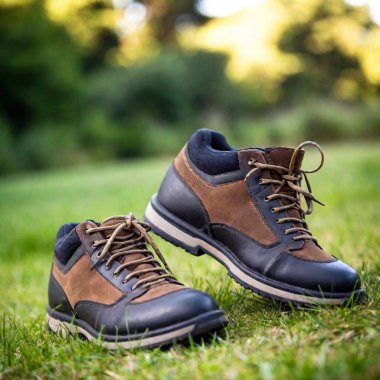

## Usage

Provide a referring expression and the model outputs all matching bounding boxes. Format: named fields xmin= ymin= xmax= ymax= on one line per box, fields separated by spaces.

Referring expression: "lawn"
xmin=0 ymin=143 xmax=379 ymax=380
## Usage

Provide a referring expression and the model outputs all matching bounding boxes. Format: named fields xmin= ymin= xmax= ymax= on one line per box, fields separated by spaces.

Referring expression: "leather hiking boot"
xmin=47 ymin=214 xmax=227 ymax=349
xmin=144 ymin=129 xmax=365 ymax=306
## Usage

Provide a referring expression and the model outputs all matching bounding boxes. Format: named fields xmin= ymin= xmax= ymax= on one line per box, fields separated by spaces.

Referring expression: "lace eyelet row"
xmin=284 ymin=230 xmax=297 ymax=242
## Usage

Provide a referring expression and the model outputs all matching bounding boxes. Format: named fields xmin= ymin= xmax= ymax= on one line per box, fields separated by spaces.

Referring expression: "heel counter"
xmin=157 ymin=163 xmax=209 ymax=230
xmin=48 ymin=269 xmax=73 ymax=314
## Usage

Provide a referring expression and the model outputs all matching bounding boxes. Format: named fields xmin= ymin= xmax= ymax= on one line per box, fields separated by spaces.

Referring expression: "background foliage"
xmin=1 ymin=0 xmax=379 ymax=173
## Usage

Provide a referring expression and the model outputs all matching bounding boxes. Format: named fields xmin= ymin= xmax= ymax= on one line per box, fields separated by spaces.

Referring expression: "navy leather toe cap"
xmin=123 ymin=288 xmax=220 ymax=333
xmin=267 ymin=254 xmax=362 ymax=294
xmin=75 ymin=288 xmax=220 ymax=335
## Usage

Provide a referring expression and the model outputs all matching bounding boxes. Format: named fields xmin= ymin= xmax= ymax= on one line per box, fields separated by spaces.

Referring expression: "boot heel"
xmin=144 ymin=201 xmax=205 ymax=257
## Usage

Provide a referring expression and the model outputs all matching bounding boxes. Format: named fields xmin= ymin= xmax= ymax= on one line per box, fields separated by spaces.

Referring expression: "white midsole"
xmin=145 ymin=201 xmax=346 ymax=306
xmin=46 ymin=314 xmax=194 ymax=349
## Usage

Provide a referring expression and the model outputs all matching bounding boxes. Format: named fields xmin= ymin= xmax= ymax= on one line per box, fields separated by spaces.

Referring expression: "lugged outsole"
xmin=46 ymin=310 xmax=227 ymax=350
xmin=144 ymin=199 xmax=366 ymax=308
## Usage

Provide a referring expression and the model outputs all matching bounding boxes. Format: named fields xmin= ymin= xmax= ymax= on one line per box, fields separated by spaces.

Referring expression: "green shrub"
xmin=17 ymin=125 xmax=84 ymax=170
xmin=0 ymin=119 xmax=16 ymax=173
xmin=234 ymin=99 xmax=380 ymax=148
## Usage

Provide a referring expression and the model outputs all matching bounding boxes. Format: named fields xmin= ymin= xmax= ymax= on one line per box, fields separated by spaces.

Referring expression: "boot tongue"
xmin=264 ymin=147 xmax=305 ymax=223
xmin=265 ymin=147 xmax=304 ymax=172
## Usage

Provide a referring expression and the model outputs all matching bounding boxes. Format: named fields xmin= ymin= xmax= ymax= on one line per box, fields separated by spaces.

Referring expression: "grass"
xmin=0 ymin=143 xmax=379 ymax=380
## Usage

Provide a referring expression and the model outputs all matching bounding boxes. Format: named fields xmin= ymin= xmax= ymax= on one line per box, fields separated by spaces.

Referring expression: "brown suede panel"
xmin=291 ymin=241 xmax=334 ymax=261
xmin=132 ymin=283 xmax=185 ymax=303
xmin=174 ymin=147 xmax=278 ymax=245
xmin=52 ymin=255 xmax=123 ymax=308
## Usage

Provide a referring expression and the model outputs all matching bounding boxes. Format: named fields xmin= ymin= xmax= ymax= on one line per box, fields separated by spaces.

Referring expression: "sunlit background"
xmin=1 ymin=0 xmax=380 ymax=173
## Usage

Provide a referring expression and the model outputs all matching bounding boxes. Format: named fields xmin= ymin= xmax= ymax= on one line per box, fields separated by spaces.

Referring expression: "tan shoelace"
xmin=245 ymin=141 xmax=325 ymax=242
xmin=86 ymin=214 xmax=176 ymax=290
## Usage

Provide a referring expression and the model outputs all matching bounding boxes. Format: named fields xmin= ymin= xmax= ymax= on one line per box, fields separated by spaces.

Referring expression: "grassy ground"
xmin=0 ymin=143 xmax=379 ymax=380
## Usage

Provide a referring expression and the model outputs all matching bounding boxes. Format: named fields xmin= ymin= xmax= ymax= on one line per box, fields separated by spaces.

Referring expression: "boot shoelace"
xmin=85 ymin=215 xmax=176 ymax=291
xmin=245 ymin=141 xmax=325 ymax=243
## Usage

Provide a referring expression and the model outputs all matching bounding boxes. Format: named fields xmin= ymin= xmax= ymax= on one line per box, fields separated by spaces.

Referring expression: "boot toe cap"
xmin=269 ymin=254 xmax=362 ymax=294
xmin=122 ymin=288 xmax=221 ymax=334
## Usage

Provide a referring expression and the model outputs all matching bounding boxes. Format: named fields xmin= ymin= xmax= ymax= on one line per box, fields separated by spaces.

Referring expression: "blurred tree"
xmin=0 ymin=0 xmax=82 ymax=133
xmin=82 ymin=26 xmax=120 ymax=72
xmin=141 ymin=0 xmax=210 ymax=44
xmin=84 ymin=49 xmax=245 ymax=125
xmin=278 ymin=0 xmax=379 ymax=102
xmin=46 ymin=0 xmax=117 ymax=45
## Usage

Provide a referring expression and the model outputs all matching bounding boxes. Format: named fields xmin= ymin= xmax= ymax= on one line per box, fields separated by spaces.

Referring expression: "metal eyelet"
xmin=264 ymin=197 xmax=270 ymax=202
xmin=248 ymin=158 xmax=255 ymax=165
xmin=259 ymin=179 xmax=264 ymax=184
xmin=284 ymin=230 xmax=289 ymax=235
xmin=275 ymin=218 xmax=280 ymax=223
xmin=271 ymin=207 xmax=276 ymax=213
xmin=105 ymin=265 xmax=110 ymax=270
xmin=122 ymin=279 xmax=127 ymax=284
xmin=96 ymin=252 xmax=102 ymax=258
xmin=113 ymin=272 xmax=119 ymax=277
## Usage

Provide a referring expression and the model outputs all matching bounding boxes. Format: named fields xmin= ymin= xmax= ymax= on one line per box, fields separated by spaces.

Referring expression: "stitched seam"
xmin=56 ymin=255 xmax=124 ymax=296
xmin=248 ymin=197 xmax=277 ymax=243
xmin=211 ymin=223 xmax=279 ymax=248
xmin=55 ymin=245 xmax=85 ymax=273
xmin=290 ymin=252 xmax=336 ymax=263
xmin=281 ymin=251 xmax=337 ymax=263
xmin=84 ymin=255 xmax=125 ymax=296
xmin=53 ymin=257 xmax=123 ymax=307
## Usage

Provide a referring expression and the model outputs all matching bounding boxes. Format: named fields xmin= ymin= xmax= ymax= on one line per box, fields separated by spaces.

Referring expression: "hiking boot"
xmin=144 ymin=129 xmax=365 ymax=306
xmin=46 ymin=214 xmax=227 ymax=349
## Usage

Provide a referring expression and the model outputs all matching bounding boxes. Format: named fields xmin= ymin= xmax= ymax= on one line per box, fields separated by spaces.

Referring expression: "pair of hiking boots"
xmin=47 ymin=129 xmax=364 ymax=349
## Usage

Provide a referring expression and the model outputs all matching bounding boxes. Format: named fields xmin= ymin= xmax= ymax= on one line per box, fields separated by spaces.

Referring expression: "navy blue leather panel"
xmin=54 ymin=223 xmax=81 ymax=264
xmin=55 ymin=246 xmax=85 ymax=273
xmin=74 ymin=288 xmax=219 ymax=334
xmin=211 ymin=224 xmax=359 ymax=292
xmin=88 ymin=249 xmax=145 ymax=296
xmin=157 ymin=164 xmax=209 ymax=230
xmin=245 ymin=174 xmax=304 ymax=250
xmin=210 ymin=224 xmax=285 ymax=274
xmin=266 ymin=254 xmax=361 ymax=293
xmin=48 ymin=273 xmax=73 ymax=314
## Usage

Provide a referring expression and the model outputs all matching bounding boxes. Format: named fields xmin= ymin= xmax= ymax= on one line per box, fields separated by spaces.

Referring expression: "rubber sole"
xmin=46 ymin=309 xmax=227 ymax=349
xmin=144 ymin=197 xmax=365 ymax=307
